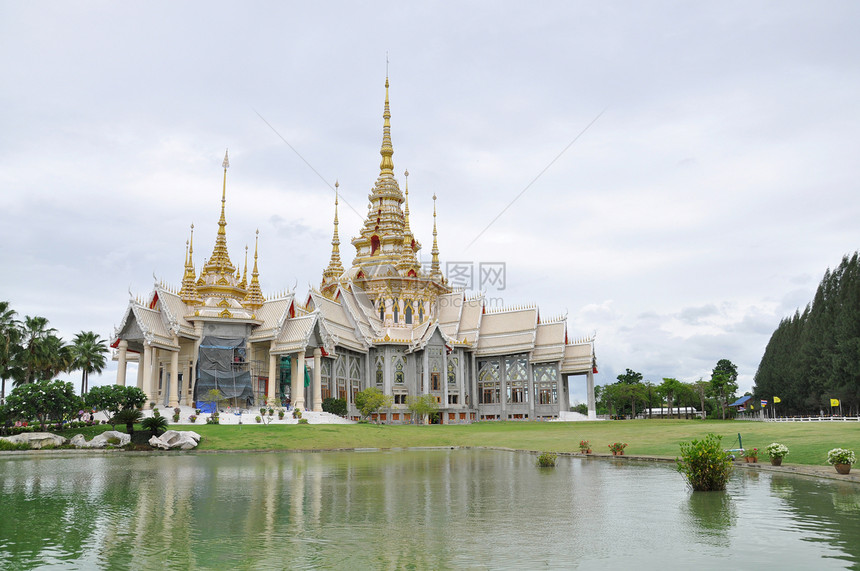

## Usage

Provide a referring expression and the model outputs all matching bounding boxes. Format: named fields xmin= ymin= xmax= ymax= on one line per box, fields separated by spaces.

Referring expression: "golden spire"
xmin=179 ymin=224 xmax=202 ymax=305
xmin=241 ymin=245 xmax=248 ymax=289
xmin=201 ymin=149 xmax=236 ymax=276
xmin=322 ymin=181 xmax=345 ymax=289
xmin=244 ymin=229 xmax=265 ymax=310
xmin=430 ymin=193 xmax=442 ymax=280
xmin=403 ymin=169 xmax=411 ymax=231
xmin=379 ymin=77 xmax=394 ymax=175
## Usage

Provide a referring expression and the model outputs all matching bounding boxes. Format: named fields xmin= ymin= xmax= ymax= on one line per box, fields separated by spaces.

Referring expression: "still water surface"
xmin=1 ymin=449 xmax=859 ymax=570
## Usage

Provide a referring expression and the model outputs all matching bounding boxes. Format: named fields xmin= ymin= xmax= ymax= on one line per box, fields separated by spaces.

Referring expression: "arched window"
xmin=393 ymin=299 xmax=399 ymax=323
xmin=405 ymin=304 xmax=413 ymax=325
xmin=418 ymin=304 xmax=424 ymax=323
xmin=379 ymin=301 xmax=384 ymax=321
xmin=371 ymin=235 xmax=380 ymax=255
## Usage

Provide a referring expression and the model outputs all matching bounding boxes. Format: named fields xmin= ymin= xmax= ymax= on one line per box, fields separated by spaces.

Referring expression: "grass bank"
xmin=59 ymin=419 xmax=857 ymax=466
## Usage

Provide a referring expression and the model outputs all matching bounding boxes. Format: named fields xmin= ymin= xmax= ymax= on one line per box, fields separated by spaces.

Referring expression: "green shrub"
xmin=0 ymin=440 xmax=30 ymax=451
xmin=293 ymin=408 xmax=302 ymax=419
xmin=298 ymin=418 xmax=309 ymax=424
xmin=141 ymin=415 xmax=168 ymax=437
xmin=322 ymin=397 xmax=348 ymax=417
xmin=677 ymin=433 xmax=734 ymax=491
xmin=537 ymin=452 xmax=558 ymax=467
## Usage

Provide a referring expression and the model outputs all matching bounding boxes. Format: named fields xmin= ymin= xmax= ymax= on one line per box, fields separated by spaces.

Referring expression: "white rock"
xmin=2 ymin=432 xmax=67 ymax=449
xmin=149 ymin=430 xmax=201 ymax=450
xmin=87 ymin=431 xmax=131 ymax=448
xmin=69 ymin=434 xmax=88 ymax=448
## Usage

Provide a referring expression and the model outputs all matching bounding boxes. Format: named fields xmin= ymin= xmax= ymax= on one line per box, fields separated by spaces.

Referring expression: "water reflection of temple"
xmin=110 ymin=77 xmax=597 ymax=422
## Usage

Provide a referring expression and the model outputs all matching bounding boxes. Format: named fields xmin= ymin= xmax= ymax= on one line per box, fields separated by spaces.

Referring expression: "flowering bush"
xmin=537 ymin=452 xmax=558 ymax=467
xmin=746 ymin=448 xmax=759 ymax=459
xmin=188 ymin=415 xmax=197 ymax=423
xmin=579 ymin=440 xmax=590 ymax=452
xmin=765 ymin=443 xmax=789 ymax=459
xmin=827 ymin=448 xmax=856 ymax=465
xmin=677 ymin=433 xmax=734 ymax=491
xmin=608 ymin=442 xmax=627 ymax=453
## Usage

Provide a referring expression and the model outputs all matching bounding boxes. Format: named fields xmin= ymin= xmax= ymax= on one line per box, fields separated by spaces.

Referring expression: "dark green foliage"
xmin=85 ymin=385 xmax=147 ymax=429
xmin=677 ymin=433 xmax=734 ymax=491
xmin=141 ymin=414 xmax=168 ymax=437
xmin=754 ymin=252 xmax=860 ymax=415
xmin=6 ymin=379 xmax=82 ymax=430
xmin=112 ymin=408 xmax=143 ymax=434
xmin=537 ymin=452 xmax=558 ymax=467
xmin=0 ymin=440 xmax=30 ymax=451
xmin=322 ymin=397 xmax=348 ymax=417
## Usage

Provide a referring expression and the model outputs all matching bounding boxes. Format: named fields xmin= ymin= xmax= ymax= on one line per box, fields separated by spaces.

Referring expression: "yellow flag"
xmin=773 ymin=396 xmax=781 ymax=403
xmin=830 ymin=398 xmax=840 ymax=407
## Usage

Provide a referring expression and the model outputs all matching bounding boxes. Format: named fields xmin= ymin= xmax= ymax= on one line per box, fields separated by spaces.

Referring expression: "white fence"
xmin=737 ymin=416 xmax=860 ymax=422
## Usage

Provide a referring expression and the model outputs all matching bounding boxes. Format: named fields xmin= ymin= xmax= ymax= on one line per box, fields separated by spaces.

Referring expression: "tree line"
xmin=0 ymin=300 xmax=108 ymax=403
xmin=593 ymin=360 xmax=739 ymax=419
xmin=753 ymin=252 xmax=860 ymax=416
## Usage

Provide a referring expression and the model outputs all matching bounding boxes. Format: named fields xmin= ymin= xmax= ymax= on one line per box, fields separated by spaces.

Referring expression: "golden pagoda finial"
xmin=322 ymin=181 xmax=345 ymax=289
xmin=244 ymin=229 xmax=265 ymax=310
xmin=241 ymin=245 xmax=248 ymax=289
xmin=403 ymin=169 xmax=411 ymax=230
xmin=179 ymin=223 xmax=202 ymax=305
xmin=431 ymin=193 xmax=442 ymax=280
xmin=379 ymin=77 xmax=394 ymax=175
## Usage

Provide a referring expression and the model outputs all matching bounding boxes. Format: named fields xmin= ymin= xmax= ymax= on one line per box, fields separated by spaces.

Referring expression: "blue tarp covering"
xmin=729 ymin=395 xmax=752 ymax=407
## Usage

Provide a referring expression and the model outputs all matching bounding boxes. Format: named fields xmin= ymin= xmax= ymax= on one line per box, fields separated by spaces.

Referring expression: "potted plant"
xmin=608 ymin=442 xmax=627 ymax=455
xmin=293 ymin=408 xmax=302 ymax=420
xmin=765 ymin=443 xmax=789 ymax=466
xmin=579 ymin=440 xmax=591 ymax=454
xmin=827 ymin=448 xmax=856 ymax=474
xmin=255 ymin=415 xmax=262 ymax=423
xmin=745 ymin=448 xmax=759 ymax=463
xmin=188 ymin=414 xmax=197 ymax=423
xmin=278 ymin=409 xmax=285 ymax=420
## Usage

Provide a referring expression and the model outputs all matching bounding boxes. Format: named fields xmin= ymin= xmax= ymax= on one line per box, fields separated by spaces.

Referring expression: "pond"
xmin=1 ymin=449 xmax=859 ymax=569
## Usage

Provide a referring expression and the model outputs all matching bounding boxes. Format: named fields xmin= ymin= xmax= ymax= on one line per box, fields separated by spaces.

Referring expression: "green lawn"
xmin=127 ymin=419 xmax=860 ymax=466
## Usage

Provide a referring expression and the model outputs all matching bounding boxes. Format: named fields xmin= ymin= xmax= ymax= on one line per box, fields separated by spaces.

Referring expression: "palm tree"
xmin=71 ymin=331 xmax=108 ymax=395
xmin=20 ymin=315 xmax=56 ymax=384
xmin=0 ymin=301 xmax=23 ymax=403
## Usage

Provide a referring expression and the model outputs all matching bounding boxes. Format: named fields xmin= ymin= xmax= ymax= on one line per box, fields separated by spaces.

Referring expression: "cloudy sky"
xmin=2 ymin=1 xmax=859 ymax=402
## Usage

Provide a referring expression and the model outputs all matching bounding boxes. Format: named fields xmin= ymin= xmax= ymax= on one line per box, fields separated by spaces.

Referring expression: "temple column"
xmin=169 ymin=340 xmax=180 ymax=407
xmin=295 ymin=352 xmax=306 ymax=410
xmin=586 ymin=369 xmax=596 ymax=420
xmin=116 ymin=339 xmax=128 ymax=386
xmin=136 ymin=350 xmax=144 ymax=389
xmin=150 ymin=348 xmax=160 ymax=406
xmin=313 ymin=348 xmax=322 ymax=412
xmin=267 ymin=342 xmax=277 ymax=404
xmin=527 ymin=360 xmax=535 ymax=420
xmin=442 ymin=349 xmax=448 ymax=418
xmin=290 ymin=354 xmax=298 ymax=408
xmin=422 ymin=349 xmax=429 ymax=394
xmin=142 ymin=344 xmax=153 ymax=403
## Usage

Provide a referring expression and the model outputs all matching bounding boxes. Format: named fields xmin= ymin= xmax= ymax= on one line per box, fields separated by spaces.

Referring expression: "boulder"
xmin=2 ymin=432 xmax=67 ymax=449
xmin=86 ymin=431 xmax=131 ymax=448
xmin=149 ymin=430 xmax=201 ymax=450
xmin=69 ymin=434 xmax=88 ymax=448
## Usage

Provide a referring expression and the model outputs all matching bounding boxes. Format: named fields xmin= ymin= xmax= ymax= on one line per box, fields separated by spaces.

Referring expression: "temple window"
xmin=349 ymin=356 xmax=362 ymax=402
xmin=393 ymin=299 xmax=399 ymax=323
xmin=376 ymin=357 xmax=384 ymax=387
xmin=336 ymin=357 xmax=347 ymax=401
xmin=419 ymin=305 xmax=424 ymax=322
xmin=405 ymin=304 xmax=413 ymax=324
xmin=431 ymin=372 xmax=441 ymax=391
xmin=394 ymin=356 xmax=405 ymax=384
xmin=448 ymin=356 xmax=458 ymax=385
xmin=478 ymin=359 xmax=500 ymax=404
xmin=371 ymin=235 xmax=380 ymax=255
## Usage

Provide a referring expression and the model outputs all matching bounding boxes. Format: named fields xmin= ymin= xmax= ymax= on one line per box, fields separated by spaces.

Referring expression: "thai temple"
xmin=111 ymin=78 xmax=597 ymax=423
